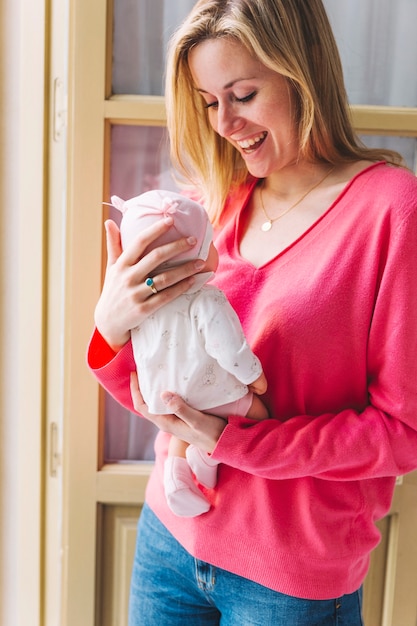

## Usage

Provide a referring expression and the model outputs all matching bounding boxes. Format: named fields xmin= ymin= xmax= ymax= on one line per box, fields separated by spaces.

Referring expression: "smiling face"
xmin=188 ymin=37 xmax=301 ymax=180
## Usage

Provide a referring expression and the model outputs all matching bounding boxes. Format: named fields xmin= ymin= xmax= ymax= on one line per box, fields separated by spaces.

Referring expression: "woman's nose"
xmin=216 ymin=104 xmax=243 ymax=138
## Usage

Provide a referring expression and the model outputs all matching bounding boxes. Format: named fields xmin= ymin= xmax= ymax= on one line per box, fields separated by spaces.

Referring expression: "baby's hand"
xmin=248 ymin=371 xmax=267 ymax=395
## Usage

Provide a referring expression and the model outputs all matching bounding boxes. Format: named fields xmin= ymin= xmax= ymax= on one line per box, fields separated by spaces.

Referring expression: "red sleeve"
xmin=86 ymin=328 xmax=138 ymax=413
xmin=87 ymin=328 xmax=118 ymax=368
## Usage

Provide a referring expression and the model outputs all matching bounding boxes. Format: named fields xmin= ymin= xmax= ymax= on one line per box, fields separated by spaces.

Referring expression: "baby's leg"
xmin=165 ymin=435 xmax=210 ymax=517
xmin=168 ymin=435 xmax=189 ymax=459
xmin=186 ymin=445 xmax=219 ymax=489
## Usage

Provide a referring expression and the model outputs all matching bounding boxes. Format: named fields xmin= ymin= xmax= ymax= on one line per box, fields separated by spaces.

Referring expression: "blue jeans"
xmin=128 ymin=503 xmax=364 ymax=626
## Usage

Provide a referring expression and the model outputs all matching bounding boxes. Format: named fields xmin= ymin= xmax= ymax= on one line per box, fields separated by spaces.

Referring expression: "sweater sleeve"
xmin=87 ymin=328 xmax=138 ymax=413
xmin=211 ymin=189 xmax=417 ymax=481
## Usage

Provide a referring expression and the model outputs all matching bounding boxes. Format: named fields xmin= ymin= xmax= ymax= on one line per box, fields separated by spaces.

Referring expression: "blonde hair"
xmin=165 ymin=0 xmax=403 ymax=223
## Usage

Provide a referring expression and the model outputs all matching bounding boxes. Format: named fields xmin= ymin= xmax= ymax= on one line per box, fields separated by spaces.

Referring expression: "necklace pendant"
xmin=261 ymin=220 xmax=272 ymax=232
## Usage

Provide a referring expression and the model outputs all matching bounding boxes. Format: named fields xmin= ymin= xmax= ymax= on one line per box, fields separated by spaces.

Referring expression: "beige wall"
xmin=0 ymin=1 xmax=46 ymax=625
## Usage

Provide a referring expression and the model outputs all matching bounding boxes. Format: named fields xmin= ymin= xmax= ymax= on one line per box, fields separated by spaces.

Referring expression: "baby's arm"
xmin=199 ymin=291 xmax=265 ymax=386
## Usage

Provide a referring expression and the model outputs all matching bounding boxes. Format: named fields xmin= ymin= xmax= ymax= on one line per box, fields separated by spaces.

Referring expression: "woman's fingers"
xmin=129 ymin=374 xmax=226 ymax=454
xmin=95 ymin=214 xmax=208 ymax=351
xmin=129 ymin=373 xmax=182 ymax=433
xmin=129 ymin=371 xmax=149 ymax=416
xmin=123 ymin=229 xmax=196 ymax=274
xmin=104 ymin=219 xmax=123 ymax=267
xmin=153 ymin=258 xmax=204 ymax=290
xmin=115 ymin=217 xmax=204 ymax=299
xmin=121 ymin=215 xmax=191 ymax=266
xmin=139 ymin=263 xmax=202 ymax=307
xmin=160 ymin=392 xmax=227 ymax=453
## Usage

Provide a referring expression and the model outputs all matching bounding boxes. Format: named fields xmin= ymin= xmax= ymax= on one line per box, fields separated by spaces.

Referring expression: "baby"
xmin=110 ymin=189 xmax=268 ymax=517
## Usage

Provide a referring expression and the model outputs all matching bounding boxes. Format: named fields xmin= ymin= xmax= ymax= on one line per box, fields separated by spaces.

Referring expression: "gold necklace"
xmin=259 ymin=166 xmax=335 ymax=232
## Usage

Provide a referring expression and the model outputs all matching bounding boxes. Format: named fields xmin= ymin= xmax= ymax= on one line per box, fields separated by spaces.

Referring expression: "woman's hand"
xmin=94 ymin=217 xmax=205 ymax=351
xmin=130 ymin=372 xmax=227 ymax=453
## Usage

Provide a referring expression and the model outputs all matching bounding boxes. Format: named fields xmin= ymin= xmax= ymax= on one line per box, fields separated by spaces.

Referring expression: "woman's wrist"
xmin=95 ymin=323 xmax=130 ymax=353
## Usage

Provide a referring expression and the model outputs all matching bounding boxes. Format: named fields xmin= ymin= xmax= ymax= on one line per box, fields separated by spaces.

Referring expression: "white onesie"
xmin=131 ymin=272 xmax=263 ymax=415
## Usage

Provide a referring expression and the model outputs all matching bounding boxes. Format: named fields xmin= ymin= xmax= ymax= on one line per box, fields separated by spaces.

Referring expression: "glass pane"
xmin=323 ymin=0 xmax=417 ymax=106
xmin=104 ymin=124 xmax=180 ymax=462
xmin=112 ymin=0 xmax=196 ymax=95
xmin=105 ymin=394 xmax=158 ymax=462
xmin=113 ymin=1 xmax=417 ymax=104
xmin=109 ymin=124 xmax=178 ymax=201
xmin=360 ymin=135 xmax=417 ymax=172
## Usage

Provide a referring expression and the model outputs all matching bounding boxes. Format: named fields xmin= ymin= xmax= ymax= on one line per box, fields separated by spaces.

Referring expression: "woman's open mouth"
xmin=237 ymin=131 xmax=267 ymax=154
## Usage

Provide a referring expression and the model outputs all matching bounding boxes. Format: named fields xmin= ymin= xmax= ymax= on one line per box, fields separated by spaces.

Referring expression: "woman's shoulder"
xmin=364 ymin=161 xmax=417 ymax=191
xmin=370 ymin=162 xmax=417 ymax=216
xmin=349 ymin=161 xmax=417 ymax=219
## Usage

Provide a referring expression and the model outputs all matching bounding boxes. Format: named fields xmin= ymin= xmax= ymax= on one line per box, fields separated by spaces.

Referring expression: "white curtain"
xmin=105 ymin=0 xmax=417 ymax=461
xmin=112 ymin=0 xmax=196 ymax=95
xmin=323 ymin=0 xmax=417 ymax=107
xmin=323 ymin=0 xmax=417 ymax=167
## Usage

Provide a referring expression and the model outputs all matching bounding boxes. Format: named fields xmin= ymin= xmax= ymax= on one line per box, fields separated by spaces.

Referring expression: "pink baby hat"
xmin=110 ymin=189 xmax=213 ymax=270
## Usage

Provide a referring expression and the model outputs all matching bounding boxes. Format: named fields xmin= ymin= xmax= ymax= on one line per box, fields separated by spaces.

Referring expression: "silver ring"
xmin=145 ymin=277 xmax=158 ymax=295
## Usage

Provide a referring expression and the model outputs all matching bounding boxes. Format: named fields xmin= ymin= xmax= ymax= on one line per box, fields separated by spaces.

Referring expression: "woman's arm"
xmin=87 ymin=328 xmax=137 ymax=412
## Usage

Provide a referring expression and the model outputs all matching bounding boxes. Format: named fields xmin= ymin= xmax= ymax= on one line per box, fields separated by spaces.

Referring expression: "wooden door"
xmin=363 ymin=473 xmax=417 ymax=626
xmin=48 ymin=1 xmax=417 ymax=624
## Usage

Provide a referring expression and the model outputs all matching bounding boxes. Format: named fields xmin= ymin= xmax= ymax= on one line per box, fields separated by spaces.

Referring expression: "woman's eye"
xmin=203 ymin=91 xmax=256 ymax=110
xmin=236 ymin=91 xmax=256 ymax=103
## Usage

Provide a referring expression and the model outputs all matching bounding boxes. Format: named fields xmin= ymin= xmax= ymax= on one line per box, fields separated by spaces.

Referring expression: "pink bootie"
xmin=186 ymin=445 xmax=220 ymax=489
xmin=164 ymin=456 xmax=210 ymax=517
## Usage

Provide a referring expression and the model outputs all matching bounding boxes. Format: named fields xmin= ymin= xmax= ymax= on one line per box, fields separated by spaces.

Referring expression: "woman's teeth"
xmin=237 ymin=132 xmax=267 ymax=151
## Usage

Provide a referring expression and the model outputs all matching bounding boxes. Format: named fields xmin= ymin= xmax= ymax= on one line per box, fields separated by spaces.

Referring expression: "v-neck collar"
xmin=233 ymin=161 xmax=386 ymax=270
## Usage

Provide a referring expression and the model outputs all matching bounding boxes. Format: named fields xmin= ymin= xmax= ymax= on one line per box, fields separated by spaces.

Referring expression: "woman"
xmin=89 ymin=1 xmax=417 ymax=624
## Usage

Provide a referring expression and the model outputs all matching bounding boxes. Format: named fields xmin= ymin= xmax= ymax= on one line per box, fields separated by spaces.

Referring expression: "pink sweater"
xmin=88 ymin=162 xmax=417 ymax=599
